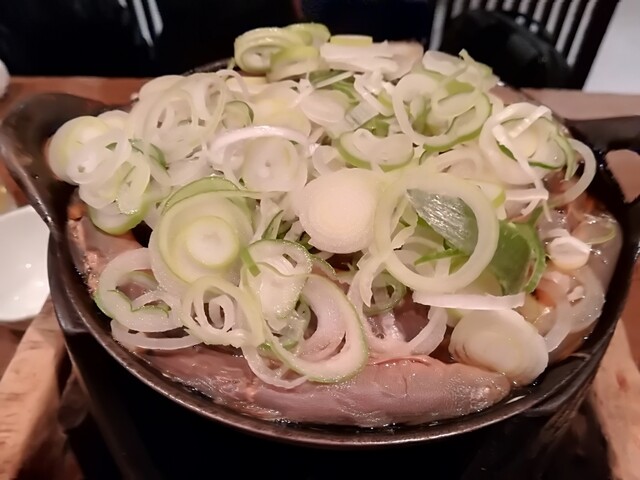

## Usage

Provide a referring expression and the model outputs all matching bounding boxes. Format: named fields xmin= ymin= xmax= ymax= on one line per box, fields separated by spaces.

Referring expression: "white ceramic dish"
xmin=0 ymin=206 xmax=50 ymax=323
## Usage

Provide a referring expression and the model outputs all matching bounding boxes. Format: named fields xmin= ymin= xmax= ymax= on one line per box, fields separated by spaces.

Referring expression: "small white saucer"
xmin=0 ymin=206 xmax=50 ymax=324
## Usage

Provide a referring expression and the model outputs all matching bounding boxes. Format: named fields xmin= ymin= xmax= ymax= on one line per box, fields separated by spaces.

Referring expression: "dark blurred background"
xmin=0 ymin=0 xmax=620 ymax=89
xmin=0 ymin=0 xmax=436 ymax=77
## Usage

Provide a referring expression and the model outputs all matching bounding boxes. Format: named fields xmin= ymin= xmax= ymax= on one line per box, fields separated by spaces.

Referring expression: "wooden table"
xmin=0 ymin=77 xmax=639 ymax=479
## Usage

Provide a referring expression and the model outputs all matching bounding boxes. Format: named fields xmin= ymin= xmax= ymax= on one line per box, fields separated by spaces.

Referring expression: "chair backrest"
xmin=435 ymin=0 xmax=620 ymax=89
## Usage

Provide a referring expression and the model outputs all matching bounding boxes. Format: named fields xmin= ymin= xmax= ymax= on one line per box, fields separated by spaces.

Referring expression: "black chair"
xmin=435 ymin=0 xmax=620 ymax=89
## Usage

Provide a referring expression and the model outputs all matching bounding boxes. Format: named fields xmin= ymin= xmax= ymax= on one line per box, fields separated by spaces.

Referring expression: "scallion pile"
xmin=49 ymin=23 xmax=611 ymax=388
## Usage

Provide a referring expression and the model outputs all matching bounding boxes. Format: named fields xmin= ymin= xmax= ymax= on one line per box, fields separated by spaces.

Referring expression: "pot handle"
xmin=564 ymin=116 xmax=640 ymax=155
xmin=0 ymin=93 xmax=108 ymax=241
xmin=564 ymin=115 xmax=640 ymax=218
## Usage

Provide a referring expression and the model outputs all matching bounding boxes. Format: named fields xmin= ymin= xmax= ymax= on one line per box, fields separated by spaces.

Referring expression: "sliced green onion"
xmin=263 ymin=210 xmax=285 ymax=240
xmin=222 ymin=101 xmax=254 ymax=129
xmin=361 ymin=116 xmax=391 ymax=137
xmin=240 ymin=248 xmax=261 ymax=277
xmin=262 ymin=274 xmax=368 ymax=383
xmin=327 ymin=79 xmax=358 ymax=102
xmin=297 ymin=168 xmax=382 ymax=254
xmin=362 ymin=272 xmax=406 ymax=316
xmin=572 ymin=217 xmax=617 ymax=245
xmin=329 ymin=34 xmax=373 ymax=46
xmin=234 ymin=27 xmax=304 ymax=74
xmin=268 ymin=45 xmax=322 ymax=81
xmin=336 ymin=129 xmax=414 ymax=171
xmin=130 ymin=139 xmax=167 ymax=168
xmin=378 ymin=171 xmax=499 ymax=294
xmin=414 ymin=247 xmax=463 ymax=266
xmin=96 ymin=248 xmax=177 ymax=332
xmin=286 ymin=23 xmax=331 ymax=47
xmin=48 ymin=116 xmax=112 ymax=183
xmin=156 ymin=191 xmax=253 ymax=282
xmin=422 ymin=94 xmax=492 ymax=152
xmin=162 ymin=176 xmax=239 ymax=213
xmin=89 ymin=203 xmax=148 ymax=235
xmin=243 ymin=240 xmax=313 ymax=329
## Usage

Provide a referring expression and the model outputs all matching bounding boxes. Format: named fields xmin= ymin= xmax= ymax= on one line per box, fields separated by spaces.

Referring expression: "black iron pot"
xmin=1 ymin=70 xmax=639 ymax=477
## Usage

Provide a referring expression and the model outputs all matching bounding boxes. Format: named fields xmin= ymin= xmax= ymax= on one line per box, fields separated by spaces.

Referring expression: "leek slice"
xmin=48 ymin=116 xmax=111 ymax=183
xmin=328 ymin=79 xmax=359 ymax=102
xmin=329 ymin=34 xmax=373 ymax=46
xmin=336 ymin=129 xmax=414 ymax=171
xmin=241 ymin=137 xmax=306 ymax=192
xmin=498 ymin=117 xmax=573 ymax=171
xmin=243 ymin=240 xmax=313 ymax=329
xmin=89 ymin=203 xmax=148 ymax=235
xmin=285 ymin=23 xmax=331 ymax=47
xmin=157 ymin=191 xmax=253 ymax=282
xmin=233 ymin=27 xmax=304 ymax=74
xmin=161 ymin=176 xmax=239 ymax=213
xmin=414 ymin=247 xmax=463 ymax=266
xmin=263 ymin=210 xmax=285 ymax=240
xmin=376 ymin=171 xmax=499 ymax=294
xmin=362 ymin=272 xmax=406 ymax=316
xmin=297 ymin=168 xmax=382 ymax=254
xmin=422 ymin=94 xmax=491 ymax=152
xmin=262 ymin=274 xmax=368 ymax=383
xmin=268 ymin=45 xmax=322 ymax=81
xmin=360 ymin=116 xmax=391 ymax=137
xmin=222 ymin=101 xmax=254 ymax=129
xmin=449 ymin=309 xmax=548 ymax=385
xmin=129 ymin=139 xmax=167 ymax=168
xmin=96 ymin=248 xmax=177 ymax=333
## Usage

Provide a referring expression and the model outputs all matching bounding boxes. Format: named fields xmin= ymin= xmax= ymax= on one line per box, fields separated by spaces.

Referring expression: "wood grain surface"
xmin=0 ymin=300 xmax=67 ymax=479
xmin=592 ymin=325 xmax=640 ymax=480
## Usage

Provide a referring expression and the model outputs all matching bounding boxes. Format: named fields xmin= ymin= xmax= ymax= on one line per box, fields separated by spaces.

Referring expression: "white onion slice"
xmin=392 ymin=73 xmax=439 ymax=145
xmin=413 ymin=292 xmax=525 ymax=310
xmin=242 ymin=346 xmax=308 ymax=389
xmin=263 ymin=275 xmax=368 ymax=383
xmin=180 ymin=276 xmax=264 ymax=347
xmin=207 ymin=125 xmax=309 ymax=166
xmin=300 ymin=90 xmax=350 ymax=126
xmin=407 ymin=306 xmax=448 ymax=355
xmin=311 ymin=145 xmax=346 ymax=176
xmin=449 ymin=309 xmax=548 ymax=385
xmin=111 ymin=321 xmax=201 ymax=351
xmin=550 ymin=139 xmax=597 ymax=207
xmin=505 ymin=188 xmax=549 ymax=202
xmin=241 ymin=137 xmax=307 ymax=192
xmin=547 ymin=235 xmax=591 ymax=271
xmin=478 ymin=103 xmax=551 ymax=186
xmin=297 ymin=168 xmax=382 ymax=254
xmin=569 ymin=266 xmax=605 ymax=333
xmin=353 ymin=74 xmax=393 ymax=116
xmin=375 ymin=169 xmax=499 ymax=293
xmin=97 ymin=248 xmax=179 ymax=333
xmin=537 ymin=280 xmax=573 ymax=352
